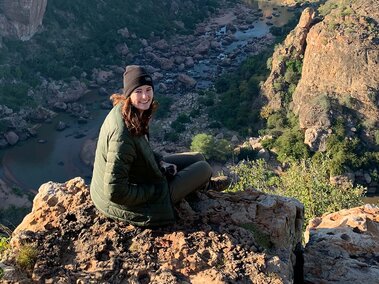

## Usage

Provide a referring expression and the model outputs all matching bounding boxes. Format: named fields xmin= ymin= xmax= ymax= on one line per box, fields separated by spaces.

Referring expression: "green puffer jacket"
xmin=90 ymin=104 xmax=175 ymax=226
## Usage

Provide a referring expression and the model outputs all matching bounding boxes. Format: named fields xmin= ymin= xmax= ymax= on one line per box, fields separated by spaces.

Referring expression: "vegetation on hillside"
xmin=198 ymin=11 xmax=302 ymax=137
xmin=0 ymin=226 xmax=10 ymax=279
xmin=229 ymin=158 xmax=365 ymax=227
xmin=198 ymin=1 xmax=378 ymax=195
xmin=190 ymin=133 xmax=232 ymax=162
xmin=0 ymin=0 xmax=230 ymax=110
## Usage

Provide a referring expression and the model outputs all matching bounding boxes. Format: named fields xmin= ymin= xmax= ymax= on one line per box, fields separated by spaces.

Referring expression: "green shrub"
xmin=318 ymin=1 xmax=339 ymax=16
xmin=368 ymin=91 xmax=379 ymax=105
xmin=311 ymin=94 xmax=331 ymax=112
xmin=284 ymin=59 xmax=302 ymax=84
xmin=16 ymin=245 xmax=38 ymax=270
xmin=190 ymin=133 xmax=231 ymax=162
xmin=324 ymin=118 xmax=364 ymax=175
xmin=176 ymin=113 xmax=191 ymax=124
xmin=208 ymin=121 xmax=222 ymax=128
xmin=273 ymin=128 xmax=310 ymax=163
xmin=267 ymin=113 xmax=285 ymax=129
xmin=375 ymin=130 xmax=379 ymax=145
xmin=164 ymin=131 xmax=179 ymax=142
xmin=11 ymin=187 xmax=24 ymax=197
xmin=0 ymin=234 xmax=9 ymax=279
xmin=230 ymin=159 xmax=279 ymax=192
xmin=189 ymin=108 xmax=200 ymax=118
xmin=155 ymin=95 xmax=173 ymax=119
xmin=273 ymin=79 xmax=284 ymax=92
xmin=198 ymin=94 xmax=215 ymax=107
xmin=236 ymin=146 xmax=257 ymax=161
xmin=229 ymin=158 xmax=365 ymax=227
xmin=318 ymin=0 xmax=353 ymax=17
xmin=171 ymin=120 xmax=186 ymax=133
xmin=215 ymin=77 xmax=231 ymax=93
xmin=279 ymin=158 xmax=365 ymax=222
xmin=0 ymin=236 xmax=9 ymax=256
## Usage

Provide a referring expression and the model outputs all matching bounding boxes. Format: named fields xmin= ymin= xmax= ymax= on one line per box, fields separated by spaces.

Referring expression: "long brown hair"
xmin=110 ymin=94 xmax=158 ymax=136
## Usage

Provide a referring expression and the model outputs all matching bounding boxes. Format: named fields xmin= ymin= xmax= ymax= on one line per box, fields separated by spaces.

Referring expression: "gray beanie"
xmin=123 ymin=65 xmax=154 ymax=98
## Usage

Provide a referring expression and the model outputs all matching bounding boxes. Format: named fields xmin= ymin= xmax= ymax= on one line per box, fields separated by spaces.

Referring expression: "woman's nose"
xmin=142 ymin=91 xmax=150 ymax=98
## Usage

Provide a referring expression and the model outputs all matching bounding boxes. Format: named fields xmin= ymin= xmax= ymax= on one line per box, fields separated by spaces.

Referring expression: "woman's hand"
xmin=159 ymin=161 xmax=177 ymax=176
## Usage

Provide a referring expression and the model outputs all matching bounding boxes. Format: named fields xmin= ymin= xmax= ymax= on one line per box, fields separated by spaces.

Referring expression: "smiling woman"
xmin=90 ymin=65 xmax=219 ymax=227
xmin=130 ymin=85 xmax=154 ymax=112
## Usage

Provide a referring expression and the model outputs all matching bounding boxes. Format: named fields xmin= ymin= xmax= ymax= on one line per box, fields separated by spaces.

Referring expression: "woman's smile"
xmin=130 ymin=85 xmax=154 ymax=112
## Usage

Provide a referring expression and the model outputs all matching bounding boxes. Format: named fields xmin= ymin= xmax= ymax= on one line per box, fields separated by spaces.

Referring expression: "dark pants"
xmin=163 ymin=152 xmax=212 ymax=203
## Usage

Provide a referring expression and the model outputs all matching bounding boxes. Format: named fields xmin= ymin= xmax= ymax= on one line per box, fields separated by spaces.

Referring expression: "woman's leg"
xmin=164 ymin=153 xmax=212 ymax=203
xmin=163 ymin=152 xmax=206 ymax=171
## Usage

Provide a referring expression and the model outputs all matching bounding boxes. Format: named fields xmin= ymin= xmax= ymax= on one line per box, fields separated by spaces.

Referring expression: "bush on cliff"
xmin=229 ymin=157 xmax=365 ymax=227
xmin=190 ymin=133 xmax=231 ymax=162
xmin=0 ymin=236 xmax=9 ymax=256
xmin=0 ymin=230 xmax=10 ymax=279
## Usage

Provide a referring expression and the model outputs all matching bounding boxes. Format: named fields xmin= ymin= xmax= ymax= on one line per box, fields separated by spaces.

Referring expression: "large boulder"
xmin=2 ymin=177 xmax=304 ymax=283
xmin=4 ymin=131 xmax=19 ymax=145
xmin=177 ymin=73 xmax=197 ymax=88
xmin=304 ymin=204 xmax=379 ymax=283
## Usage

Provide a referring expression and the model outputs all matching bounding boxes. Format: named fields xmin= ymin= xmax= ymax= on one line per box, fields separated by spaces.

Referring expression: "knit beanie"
xmin=123 ymin=65 xmax=154 ymax=98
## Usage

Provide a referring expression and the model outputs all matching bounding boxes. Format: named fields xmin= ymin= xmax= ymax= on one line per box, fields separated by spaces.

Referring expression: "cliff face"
xmin=292 ymin=0 xmax=379 ymax=150
xmin=261 ymin=7 xmax=316 ymax=113
xmin=0 ymin=0 xmax=47 ymax=40
xmin=263 ymin=0 xmax=379 ymax=151
xmin=1 ymin=178 xmax=304 ymax=283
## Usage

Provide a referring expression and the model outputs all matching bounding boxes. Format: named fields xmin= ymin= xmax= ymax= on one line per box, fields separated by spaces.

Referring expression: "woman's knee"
xmin=191 ymin=152 xmax=206 ymax=162
xmin=195 ymin=160 xmax=212 ymax=180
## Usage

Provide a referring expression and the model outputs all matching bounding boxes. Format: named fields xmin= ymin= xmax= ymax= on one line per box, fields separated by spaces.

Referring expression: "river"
xmin=0 ymin=91 xmax=108 ymax=192
xmin=0 ymin=1 xmax=296 ymax=193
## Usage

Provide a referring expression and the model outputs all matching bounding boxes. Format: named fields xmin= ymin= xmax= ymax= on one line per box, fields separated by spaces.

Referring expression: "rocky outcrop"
xmin=263 ymin=0 xmax=379 ymax=151
xmin=292 ymin=0 xmax=379 ymax=150
xmin=0 ymin=0 xmax=47 ymax=40
xmin=262 ymin=7 xmax=316 ymax=113
xmin=1 ymin=177 xmax=304 ymax=283
xmin=304 ymin=204 xmax=379 ymax=283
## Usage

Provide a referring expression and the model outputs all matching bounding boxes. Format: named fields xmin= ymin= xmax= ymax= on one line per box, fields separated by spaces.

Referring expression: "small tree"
xmin=191 ymin=133 xmax=231 ymax=162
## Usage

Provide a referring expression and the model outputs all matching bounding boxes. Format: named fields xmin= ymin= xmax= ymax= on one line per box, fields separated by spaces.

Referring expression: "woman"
xmin=90 ymin=65 xmax=213 ymax=227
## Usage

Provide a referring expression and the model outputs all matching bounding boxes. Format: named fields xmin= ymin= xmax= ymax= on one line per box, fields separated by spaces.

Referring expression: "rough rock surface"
xmin=2 ymin=177 xmax=304 ymax=283
xmin=292 ymin=0 xmax=379 ymax=149
xmin=0 ymin=0 xmax=47 ymax=40
xmin=304 ymin=204 xmax=379 ymax=284
xmin=263 ymin=0 xmax=379 ymax=151
xmin=261 ymin=7 xmax=316 ymax=113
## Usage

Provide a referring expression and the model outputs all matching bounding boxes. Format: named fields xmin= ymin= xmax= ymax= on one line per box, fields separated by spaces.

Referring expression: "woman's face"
xmin=130 ymin=85 xmax=154 ymax=112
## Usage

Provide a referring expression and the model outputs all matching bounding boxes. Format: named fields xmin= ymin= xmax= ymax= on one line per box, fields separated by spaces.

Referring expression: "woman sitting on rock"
xmin=90 ymin=65 xmax=228 ymax=227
